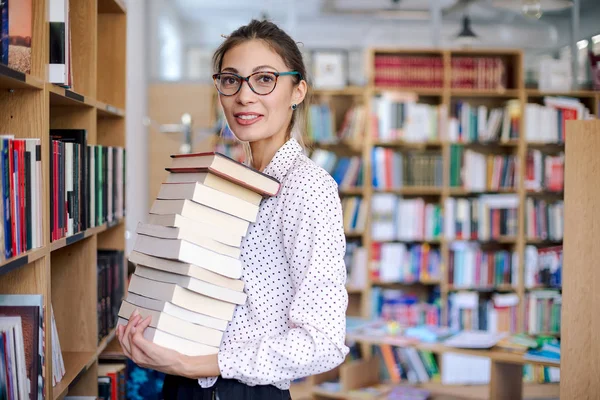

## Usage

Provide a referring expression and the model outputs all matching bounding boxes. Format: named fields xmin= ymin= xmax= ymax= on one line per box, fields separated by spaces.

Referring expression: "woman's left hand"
xmin=116 ymin=311 xmax=185 ymax=376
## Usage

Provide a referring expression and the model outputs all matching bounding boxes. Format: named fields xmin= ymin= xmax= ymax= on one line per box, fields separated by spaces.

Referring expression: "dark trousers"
xmin=161 ymin=374 xmax=292 ymax=400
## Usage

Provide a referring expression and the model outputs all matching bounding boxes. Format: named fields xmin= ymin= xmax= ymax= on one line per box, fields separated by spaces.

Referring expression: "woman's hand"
xmin=116 ymin=309 xmax=221 ymax=379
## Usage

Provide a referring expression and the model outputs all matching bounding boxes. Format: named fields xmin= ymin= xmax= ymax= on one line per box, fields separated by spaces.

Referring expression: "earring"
xmin=291 ymin=104 xmax=297 ymax=110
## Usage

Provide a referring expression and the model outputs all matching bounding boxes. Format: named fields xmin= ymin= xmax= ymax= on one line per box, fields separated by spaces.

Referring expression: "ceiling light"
xmin=455 ymin=15 xmax=478 ymax=46
xmin=577 ymin=39 xmax=589 ymax=50
xmin=491 ymin=0 xmax=573 ymax=19
xmin=592 ymin=34 xmax=600 ymax=44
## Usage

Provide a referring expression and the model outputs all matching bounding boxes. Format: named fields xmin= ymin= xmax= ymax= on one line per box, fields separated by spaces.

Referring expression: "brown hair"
xmin=212 ymin=19 xmax=310 ymax=149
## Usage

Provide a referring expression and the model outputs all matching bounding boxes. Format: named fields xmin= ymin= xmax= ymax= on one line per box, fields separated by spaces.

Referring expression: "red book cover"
xmin=19 ymin=141 xmax=25 ymax=253
xmin=8 ymin=139 xmax=17 ymax=256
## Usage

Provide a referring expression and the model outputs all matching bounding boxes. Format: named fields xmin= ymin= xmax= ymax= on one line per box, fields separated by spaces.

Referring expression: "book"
xmin=133 ymin=265 xmax=247 ymax=305
xmin=144 ymin=213 xmax=242 ymax=247
xmin=157 ymin=182 xmax=259 ymax=222
xmin=118 ymin=301 xmax=224 ymax=347
xmin=167 ymin=152 xmax=281 ymax=196
xmin=127 ymin=274 xmax=236 ymax=321
xmin=117 ymin=318 xmax=218 ymax=356
xmin=150 ymin=199 xmax=249 ymax=237
xmin=133 ymin=234 xmax=242 ymax=279
xmin=165 ymin=170 xmax=263 ymax=206
xmin=125 ymin=292 xmax=228 ymax=331
xmin=136 ymin=222 xmax=241 ymax=259
xmin=128 ymin=250 xmax=244 ymax=289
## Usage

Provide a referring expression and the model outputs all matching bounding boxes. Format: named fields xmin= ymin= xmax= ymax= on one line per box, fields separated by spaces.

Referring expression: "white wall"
xmin=125 ymin=0 xmax=148 ymax=254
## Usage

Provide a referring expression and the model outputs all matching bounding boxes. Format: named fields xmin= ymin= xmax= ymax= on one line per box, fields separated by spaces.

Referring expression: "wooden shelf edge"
xmin=0 ymin=247 xmax=47 ymax=276
xmin=52 ymin=351 xmax=97 ymax=400
xmin=96 ymin=100 xmax=126 ymax=118
xmin=526 ymin=88 xmax=598 ymax=98
xmin=98 ymin=0 xmax=127 ymax=13
xmin=313 ymin=86 xmax=367 ymax=96
xmin=97 ymin=328 xmax=117 ymax=356
xmin=51 ymin=219 xmax=124 ymax=252
xmin=0 ymin=64 xmax=44 ymax=90
xmin=47 ymin=84 xmax=95 ymax=107
xmin=373 ymin=87 xmax=443 ymax=96
xmin=450 ymin=89 xmax=520 ymax=98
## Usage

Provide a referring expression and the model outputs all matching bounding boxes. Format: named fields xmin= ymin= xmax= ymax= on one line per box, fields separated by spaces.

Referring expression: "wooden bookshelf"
xmin=0 ymin=1 xmax=128 ymax=399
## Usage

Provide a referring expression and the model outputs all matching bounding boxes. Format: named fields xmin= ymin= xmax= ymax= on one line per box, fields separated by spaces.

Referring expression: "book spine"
xmin=2 ymin=139 xmax=11 ymax=259
xmin=25 ymin=149 xmax=31 ymax=250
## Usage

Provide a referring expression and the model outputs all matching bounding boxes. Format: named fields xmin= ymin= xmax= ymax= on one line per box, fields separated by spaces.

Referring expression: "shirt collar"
xmin=262 ymin=138 xmax=304 ymax=183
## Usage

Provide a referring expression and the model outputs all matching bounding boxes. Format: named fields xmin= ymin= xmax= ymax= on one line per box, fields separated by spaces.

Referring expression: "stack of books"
xmin=117 ymin=152 xmax=280 ymax=356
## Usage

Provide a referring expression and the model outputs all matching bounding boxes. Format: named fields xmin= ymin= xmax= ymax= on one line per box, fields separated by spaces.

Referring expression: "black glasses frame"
xmin=212 ymin=71 xmax=302 ymax=96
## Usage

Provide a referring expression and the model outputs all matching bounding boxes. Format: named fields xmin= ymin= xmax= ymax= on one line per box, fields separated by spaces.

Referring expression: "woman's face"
xmin=218 ymin=40 xmax=305 ymax=144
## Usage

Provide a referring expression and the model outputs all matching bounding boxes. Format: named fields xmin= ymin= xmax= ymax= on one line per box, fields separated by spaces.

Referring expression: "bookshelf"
xmin=294 ymin=48 xmax=599 ymax=398
xmin=0 ymin=1 xmax=127 ymax=399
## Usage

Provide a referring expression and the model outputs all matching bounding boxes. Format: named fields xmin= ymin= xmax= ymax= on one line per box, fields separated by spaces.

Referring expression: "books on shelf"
xmin=447 ymin=99 xmax=520 ymax=143
xmin=371 ymin=92 xmax=443 ymax=142
xmin=0 ymin=136 xmax=42 ymax=261
xmin=525 ymin=96 xmax=593 ymax=143
xmin=373 ymin=54 xmax=444 ymax=89
xmin=371 ymin=242 xmax=441 ymax=284
xmin=97 ymin=363 xmax=126 ymax=400
xmin=50 ymin=129 xmax=126 ymax=241
xmin=341 ymin=196 xmax=367 ymax=234
xmin=525 ymin=198 xmax=563 ymax=241
xmin=448 ymin=242 xmax=518 ymax=289
xmin=48 ymin=0 xmax=71 ymax=86
xmin=97 ymin=250 xmax=126 ymax=343
xmin=525 ymin=150 xmax=564 ymax=192
xmin=371 ymin=287 xmax=441 ymax=327
xmin=449 ymin=145 xmax=518 ymax=191
xmin=308 ymin=103 xmax=335 ymax=143
xmin=450 ymin=56 xmax=507 ymax=90
xmin=525 ymin=290 xmax=561 ymax=335
xmin=345 ymin=242 xmax=367 ymax=290
xmin=120 ymin=152 xmax=281 ymax=356
xmin=448 ymin=292 xmax=519 ymax=333
xmin=310 ymin=150 xmax=363 ymax=190
xmin=444 ymin=195 xmax=519 ymax=241
xmin=371 ymin=194 xmax=442 ymax=242
xmin=524 ymin=245 xmax=562 ymax=289
xmin=372 ymin=148 xmax=443 ymax=189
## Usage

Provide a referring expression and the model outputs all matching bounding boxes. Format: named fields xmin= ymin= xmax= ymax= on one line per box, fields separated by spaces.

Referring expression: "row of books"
xmin=371 ymin=243 xmax=441 ymax=284
xmin=50 ymin=131 xmax=126 ymax=241
xmin=308 ymin=104 xmax=366 ymax=144
xmin=0 ymin=295 xmax=69 ymax=399
xmin=371 ymin=93 xmax=442 ymax=142
xmin=97 ymin=250 xmax=125 ymax=343
xmin=444 ymin=195 xmax=519 ymax=241
xmin=373 ymin=344 xmax=439 ymax=385
xmin=344 ymin=242 xmax=367 ymax=290
xmin=448 ymin=243 xmax=517 ymax=288
xmin=525 ymin=150 xmax=564 ymax=192
xmin=0 ymin=136 xmax=43 ymax=261
xmin=525 ymin=290 xmax=562 ymax=335
xmin=310 ymin=150 xmax=363 ymax=189
xmin=448 ymin=292 xmax=519 ymax=333
xmin=524 ymin=245 xmax=562 ymax=289
xmin=341 ymin=196 xmax=367 ymax=234
xmin=373 ymin=54 xmax=444 ymax=89
xmin=49 ymin=0 xmax=73 ymax=87
xmin=97 ymin=364 xmax=126 ymax=400
xmin=450 ymin=57 xmax=508 ymax=90
xmin=372 ymin=148 xmax=443 ymax=189
xmin=448 ymin=100 xmax=520 ymax=143
xmin=371 ymin=194 xmax=442 ymax=242
xmin=371 ymin=288 xmax=441 ymax=327
xmin=450 ymin=146 xmax=518 ymax=191
xmin=525 ymin=96 xmax=594 ymax=143
xmin=525 ymin=199 xmax=563 ymax=242
xmin=119 ymin=152 xmax=277 ymax=356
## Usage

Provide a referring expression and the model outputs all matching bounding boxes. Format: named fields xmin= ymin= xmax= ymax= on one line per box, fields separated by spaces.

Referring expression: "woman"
xmin=117 ymin=19 xmax=349 ymax=399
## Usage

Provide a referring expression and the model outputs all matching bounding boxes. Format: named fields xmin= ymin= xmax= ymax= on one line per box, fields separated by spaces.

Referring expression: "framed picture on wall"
xmin=311 ymin=50 xmax=348 ymax=89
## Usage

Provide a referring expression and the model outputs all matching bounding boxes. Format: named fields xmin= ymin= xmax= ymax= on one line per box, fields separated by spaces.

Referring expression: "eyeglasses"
xmin=212 ymin=71 xmax=302 ymax=96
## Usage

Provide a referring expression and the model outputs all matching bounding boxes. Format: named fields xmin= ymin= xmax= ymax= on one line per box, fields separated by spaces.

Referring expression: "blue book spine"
xmin=0 ymin=0 xmax=7 ymax=65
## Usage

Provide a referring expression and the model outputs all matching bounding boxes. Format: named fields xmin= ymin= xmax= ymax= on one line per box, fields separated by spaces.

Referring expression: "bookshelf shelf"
xmin=525 ymin=89 xmax=598 ymax=98
xmin=453 ymin=140 xmax=520 ymax=148
xmin=313 ymin=86 xmax=367 ymax=96
xmin=373 ymin=87 xmax=443 ymax=96
xmin=448 ymin=285 xmax=516 ymax=292
xmin=346 ymin=286 xmax=365 ymax=294
xmin=372 ymin=280 xmax=441 ymax=287
xmin=450 ymin=89 xmax=520 ymax=98
xmin=372 ymin=140 xmax=444 ymax=148
xmin=97 ymin=328 xmax=117 ymax=357
xmin=96 ymin=100 xmax=126 ymax=118
xmin=373 ymin=187 xmax=443 ymax=196
xmin=339 ymin=188 xmax=363 ymax=196
xmin=0 ymin=64 xmax=45 ymax=90
xmin=448 ymin=188 xmax=518 ymax=196
xmin=0 ymin=247 xmax=47 ymax=276
xmin=0 ymin=1 xmax=128 ymax=397
xmin=52 ymin=351 xmax=97 ymax=400
xmin=48 ymin=84 xmax=96 ymax=107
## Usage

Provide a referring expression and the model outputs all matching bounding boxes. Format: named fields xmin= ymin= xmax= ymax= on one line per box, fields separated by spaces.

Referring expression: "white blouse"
xmin=198 ymin=137 xmax=350 ymax=390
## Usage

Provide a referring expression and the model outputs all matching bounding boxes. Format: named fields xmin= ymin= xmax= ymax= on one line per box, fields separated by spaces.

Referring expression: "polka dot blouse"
xmin=197 ymin=137 xmax=350 ymax=390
